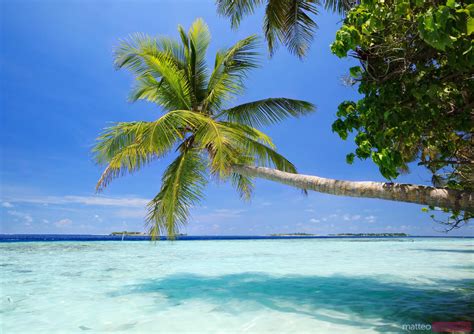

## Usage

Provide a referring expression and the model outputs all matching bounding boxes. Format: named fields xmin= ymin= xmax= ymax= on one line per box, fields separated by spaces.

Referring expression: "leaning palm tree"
xmin=93 ymin=19 xmax=314 ymax=238
xmin=216 ymin=0 xmax=356 ymax=58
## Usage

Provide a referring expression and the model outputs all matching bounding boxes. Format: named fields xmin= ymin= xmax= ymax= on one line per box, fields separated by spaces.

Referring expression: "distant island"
xmin=109 ymin=231 xmax=188 ymax=237
xmin=328 ymin=233 xmax=409 ymax=237
xmin=269 ymin=233 xmax=317 ymax=236
xmin=110 ymin=231 xmax=146 ymax=236
xmin=268 ymin=233 xmax=409 ymax=237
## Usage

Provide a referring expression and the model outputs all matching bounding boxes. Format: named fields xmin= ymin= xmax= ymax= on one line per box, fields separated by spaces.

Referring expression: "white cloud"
xmin=1 ymin=202 xmax=13 ymax=208
xmin=309 ymin=218 xmax=320 ymax=223
xmin=7 ymin=210 xmax=33 ymax=223
xmin=5 ymin=195 xmax=149 ymax=208
xmin=55 ymin=218 xmax=72 ymax=227
xmin=343 ymin=214 xmax=362 ymax=221
xmin=93 ymin=214 xmax=103 ymax=223
xmin=365 ymin=215 xmax=377 ymax=223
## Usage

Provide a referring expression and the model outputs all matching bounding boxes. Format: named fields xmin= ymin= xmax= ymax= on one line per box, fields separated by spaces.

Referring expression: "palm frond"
xmin=283 ymin=0 xmax=319 ymax=58
xmin=141 ymin=52 xmax=192 ymax=109
xmin=217 ymin=0 xmax=356 ymax=58
xmin=95 ymin=143 xmax=155 ymax=192
xmin=264 ymin=0 xmax=319 ymax=58
xmin=241 ymin=136 xmax=297 ymax=173
xmin=193 ymin=118 xmax=240 ymax=177
xmin=193 ymin=117 xmax=296 ymax=175
xmin=187 ymin=18 xmax=211 ymax=106
xmin=146 ymin=149 xmax=208 ymax=239
xmin=222 ymin=98 xmax=315 ymax=127
xmin=114 ymin=34 xmax=192 ymax=110
xmin=94 ymin=110 xmax=206 ymax=191
xmin=323 ymin=0 xmax=356 ymax=14
xmin=204 ymin=35 xmax=260 ymax=112
xmin=219 ymin=121 xmax=275 ymax=147
xmin=216 ymin=0 xmax=264 ymax=28
xmin=231 ymin=172 xmax=254 ymax=200
xmin=264 ymin=0 xmax=287 ymax=56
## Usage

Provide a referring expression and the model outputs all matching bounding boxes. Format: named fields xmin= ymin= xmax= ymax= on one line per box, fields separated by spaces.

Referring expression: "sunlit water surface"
xmin=1 ymin=238 xmax=473 ymax=333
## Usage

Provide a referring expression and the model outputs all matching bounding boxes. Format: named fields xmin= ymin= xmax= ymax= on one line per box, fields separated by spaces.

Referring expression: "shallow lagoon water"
xmin=1 ymin=238 xmax=473 ymax=333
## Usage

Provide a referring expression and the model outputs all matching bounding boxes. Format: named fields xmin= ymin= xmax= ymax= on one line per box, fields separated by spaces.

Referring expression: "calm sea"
xmin=1 ymin=237 xmax=473 ymax=333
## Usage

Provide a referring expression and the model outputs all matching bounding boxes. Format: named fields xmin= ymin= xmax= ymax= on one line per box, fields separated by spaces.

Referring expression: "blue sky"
xmin=1 ymin=0 xmax=471 ymax=236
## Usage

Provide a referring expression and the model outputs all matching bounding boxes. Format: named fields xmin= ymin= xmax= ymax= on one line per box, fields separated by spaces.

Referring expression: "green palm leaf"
xmin=204 ymin=35 xmax=260 ymax=112
xmin=146 ymin=149 xmax=208 ymax=238
xmin=231 ymin=172 xmax=254 ymax=200
xmin=216 ymin=0 xmax=264 ymax=28
xmin=217 ymin=0 xmax=355 ymax=58
xmin=222 ymin=98 xmax=315 ymax=127
xmin=282 ymin=0 xmax=319 ymax=58
xmin=185 ymin=18 xmax=211 ymax=106
xmin=94 ymin=110 xmax=206 ymax=191
xmin=115 ymin=34 xmax=192 ymax=110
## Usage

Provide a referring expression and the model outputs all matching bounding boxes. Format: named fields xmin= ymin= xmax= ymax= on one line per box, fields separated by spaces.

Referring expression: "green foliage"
xmin=331 ymin=0 xmax=473 ymax=226
xmin=94 ymin=19 xmax=315 ymax=238
xmin=331 ymin=0 xmax=473 ymax=186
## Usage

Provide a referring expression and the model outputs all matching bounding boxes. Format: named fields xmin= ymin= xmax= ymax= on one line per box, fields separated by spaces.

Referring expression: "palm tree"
xmin=216 ymin=0 xmax=356 ymax=58
xmin=95 ymin=19 xmax=473 ymax=238
xmin=94 ymin=19 xmax=314 ymax=237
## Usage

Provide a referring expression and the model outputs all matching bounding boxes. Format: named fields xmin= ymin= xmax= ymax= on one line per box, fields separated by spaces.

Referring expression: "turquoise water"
xmin=1 ymin=238 xmax=473 ymax=333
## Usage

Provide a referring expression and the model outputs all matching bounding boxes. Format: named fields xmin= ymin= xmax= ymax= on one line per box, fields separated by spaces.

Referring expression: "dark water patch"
xmin=115 ymin=322 xmax=137 ymax=330
xmin=79 ymin=326 xmax=92 ymax=331
xmin=112 ymin=273 xmax=474 ymax=332
xmin=449 ymin=265 xmax=474 ymax=271
xmin=348 ymin=239 xmax=415 ymax=243
xmin=419 ymin=249 xmax=474 ymax=254
xmin=12 ymin=270 xmax=33 ymax=273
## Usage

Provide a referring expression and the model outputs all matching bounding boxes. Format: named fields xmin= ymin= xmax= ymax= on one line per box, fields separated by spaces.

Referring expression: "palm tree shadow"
xmin=111 ymin=273 xmax=474 ymax=332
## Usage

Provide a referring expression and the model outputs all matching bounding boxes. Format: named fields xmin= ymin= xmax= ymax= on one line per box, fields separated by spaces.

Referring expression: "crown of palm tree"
xmin=93 ymin=19 xmax=315 ymax=238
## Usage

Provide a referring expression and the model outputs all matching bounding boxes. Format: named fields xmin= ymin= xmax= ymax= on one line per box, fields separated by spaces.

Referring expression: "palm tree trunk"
xmin=232 ymin=165 xmax=474 ymax=212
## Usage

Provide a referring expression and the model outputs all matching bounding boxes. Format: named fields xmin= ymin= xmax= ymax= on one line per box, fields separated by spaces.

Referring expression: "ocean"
xmin=1 ymin=237 xmax=473 ymax=333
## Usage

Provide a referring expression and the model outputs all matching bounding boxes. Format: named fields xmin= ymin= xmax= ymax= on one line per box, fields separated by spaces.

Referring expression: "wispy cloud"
xmin=364 ymin=215 xmax=377 ymax=223
xmin=1 ymin=202 xmax=13 ymax=208
xmin=4 ymin=195 xmax=149 ymax=208
xmin=308 ymin=213 xmax=377 ymax=225
xmin=93 ymin=214 xmax=103 ymax=223
xmin=343 ymin=214 xmax=362 ymax=221
xmin=7 ymin=210 xmax=33 ymax=223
